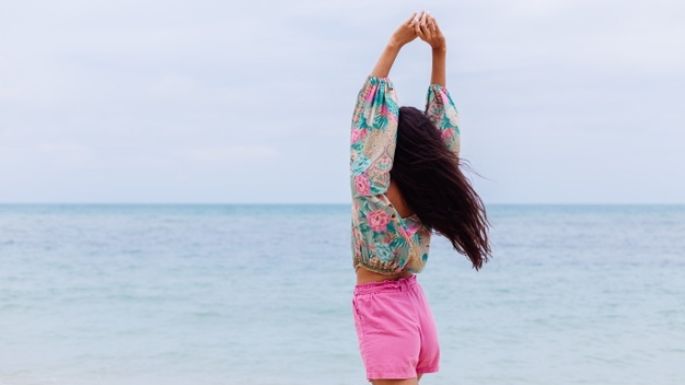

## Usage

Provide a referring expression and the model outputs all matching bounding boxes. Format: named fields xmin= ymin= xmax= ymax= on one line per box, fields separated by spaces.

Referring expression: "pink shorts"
xmin=351 ymin=274 xmax=440 ymax=380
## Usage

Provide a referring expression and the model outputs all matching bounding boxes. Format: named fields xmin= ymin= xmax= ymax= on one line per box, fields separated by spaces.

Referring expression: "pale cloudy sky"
xmin=1 ymin=0 xmax=683 ymax=203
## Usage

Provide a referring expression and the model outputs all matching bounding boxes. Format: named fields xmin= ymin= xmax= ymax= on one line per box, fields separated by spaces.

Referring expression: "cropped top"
xmin=350 ymin=75 xmax=461 ymax=275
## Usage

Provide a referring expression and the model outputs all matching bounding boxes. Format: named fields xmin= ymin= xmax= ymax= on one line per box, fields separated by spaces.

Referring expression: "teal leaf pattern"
xmin=425 ymin=83 xmax=461 ymax=158
xmin=350 ymin=75 xmax=440 ymax=275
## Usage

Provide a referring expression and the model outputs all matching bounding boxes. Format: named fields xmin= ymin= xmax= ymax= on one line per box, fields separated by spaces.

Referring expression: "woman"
xmin=350 ymin=11 xmax=492 ymax=384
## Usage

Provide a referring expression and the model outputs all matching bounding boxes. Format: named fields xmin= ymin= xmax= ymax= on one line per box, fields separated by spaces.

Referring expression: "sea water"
xmin=0 ymin=204 xmax=683 ymax=385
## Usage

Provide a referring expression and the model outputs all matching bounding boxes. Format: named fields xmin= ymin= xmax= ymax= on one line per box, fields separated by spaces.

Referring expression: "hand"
xmin=415 ymin=11 xmax=446 ymax=50
xmin=389 ymin=12 xmax=419 ymax=47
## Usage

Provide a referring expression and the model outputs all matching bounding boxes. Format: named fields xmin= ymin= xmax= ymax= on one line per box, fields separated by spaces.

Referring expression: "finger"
xmin=424 ymin=13 xmax=434 ymax=38
xmin=423 ymin=22 xmax=432 ymax=40
xmin=424 ymin=14 xmax=434 ymax=35
xmin=420 ymin=10 xmax=428 ymax=26
xmin=416 ymin=11 xmax=425 ymax=35
xmin=411 ymin=11 xmax=422 ymax=27
xmin=416 ymin=25 xmax=423 ymax=39
xmin=407 ymin=11 xmax=417 ymax=26
xmin=419 ymin=18 xmax=430 ymax=39
xmin=416 ymin=15 xmax=426 ymax=39
xmin=431 ymin=15 xmax=441 ymax=33
xmin=429 ymin=15 xmax=437 ymax=32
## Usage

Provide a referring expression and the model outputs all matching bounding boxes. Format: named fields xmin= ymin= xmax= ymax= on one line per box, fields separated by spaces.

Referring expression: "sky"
xmin=1 ymin=0 xmax=683 ymax=204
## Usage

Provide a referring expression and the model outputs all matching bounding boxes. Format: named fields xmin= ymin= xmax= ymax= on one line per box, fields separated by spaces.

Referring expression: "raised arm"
xmin=425 ymin=80 xmax=461 ymax=158
xmin=429 ymin=42 xmax=446 ymax=87
xmin=371 ymin=12 xmax=419 ymax=78
xmin=416 ymin=12 xmax=461 ymax=158
xmin=349 ymin=14 xmax=420 ymax=275
xmin=351 ymin=13 xmax=418 ymax=196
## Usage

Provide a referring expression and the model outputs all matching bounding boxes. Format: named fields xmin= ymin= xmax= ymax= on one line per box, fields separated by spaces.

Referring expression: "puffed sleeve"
xmin=425 ymin=83 xmax=461 ymax=158
xmin=350 ymin=75 xmax=417 ymax=275
xmin=350 ymin=75 xmax=399 ymax=197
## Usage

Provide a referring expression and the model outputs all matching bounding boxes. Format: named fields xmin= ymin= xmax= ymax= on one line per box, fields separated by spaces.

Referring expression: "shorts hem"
xmin=416 ymin=365 xmax=439 ymax=374
xmin=366 ymin=369 xmax=417 ymax=380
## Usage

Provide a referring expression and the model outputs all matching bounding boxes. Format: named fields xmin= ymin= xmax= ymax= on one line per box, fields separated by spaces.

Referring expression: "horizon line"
xmin=0 ymin=202 xmax=683 ymax=206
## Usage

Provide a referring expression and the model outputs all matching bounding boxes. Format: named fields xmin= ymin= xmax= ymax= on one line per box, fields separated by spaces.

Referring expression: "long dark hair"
xmin=390 ymin=106 xmax=491 ymax=270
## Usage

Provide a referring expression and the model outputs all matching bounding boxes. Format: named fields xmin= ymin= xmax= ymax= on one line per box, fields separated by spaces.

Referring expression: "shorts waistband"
xmin=354 ymin=274 xmax=418 ymax=295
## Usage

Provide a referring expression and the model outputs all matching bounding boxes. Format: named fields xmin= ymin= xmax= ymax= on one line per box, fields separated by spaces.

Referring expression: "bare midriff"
xmin=355 ymin=264 xmax=414 ymax=285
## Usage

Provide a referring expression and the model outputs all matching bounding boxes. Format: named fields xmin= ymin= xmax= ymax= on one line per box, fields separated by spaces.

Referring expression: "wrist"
xmin=431 ymin=37 xmax=446 ymax=52
xmin=431 ymin=44 xmax=446 ymax=53
xmin=387 ymin=37 xmax=405 ymax=51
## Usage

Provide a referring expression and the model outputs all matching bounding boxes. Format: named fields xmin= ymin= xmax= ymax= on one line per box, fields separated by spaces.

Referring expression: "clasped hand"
xmin=390 ymin=10 xmax=446 ymax=50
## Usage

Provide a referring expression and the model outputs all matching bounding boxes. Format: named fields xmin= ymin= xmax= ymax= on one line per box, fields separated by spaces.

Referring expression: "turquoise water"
xmin=0 ymin=204 xmax=683 ymax=385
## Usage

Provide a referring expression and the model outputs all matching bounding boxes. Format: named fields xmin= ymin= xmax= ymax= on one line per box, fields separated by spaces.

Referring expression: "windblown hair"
xmin=390 ymin=106 xmax=491 ymax=270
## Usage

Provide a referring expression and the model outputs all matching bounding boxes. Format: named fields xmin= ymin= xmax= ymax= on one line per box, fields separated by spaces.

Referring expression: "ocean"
xmin=0 ymin=204 xmax=683 ymax=385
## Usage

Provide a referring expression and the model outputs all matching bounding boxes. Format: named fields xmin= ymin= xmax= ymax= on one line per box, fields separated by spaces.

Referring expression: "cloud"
xmin=0 ymin=0 xmax=683 ymax=203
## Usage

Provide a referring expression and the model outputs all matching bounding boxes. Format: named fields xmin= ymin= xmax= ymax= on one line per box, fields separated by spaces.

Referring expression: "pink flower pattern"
xmin=353 ymin=175 xmax=370 ymax=196
xmin=350 ymin=75 xmax=461 ymax=275
xmin=367 ymin=209 xmax=390 ymax=232
xmin=350 ymin=128 xmax=367 ymax=143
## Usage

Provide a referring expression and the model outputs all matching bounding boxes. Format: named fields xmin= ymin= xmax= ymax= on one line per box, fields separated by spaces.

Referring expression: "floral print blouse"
xmin=350 ymin=75 xmax=461 ymax=275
